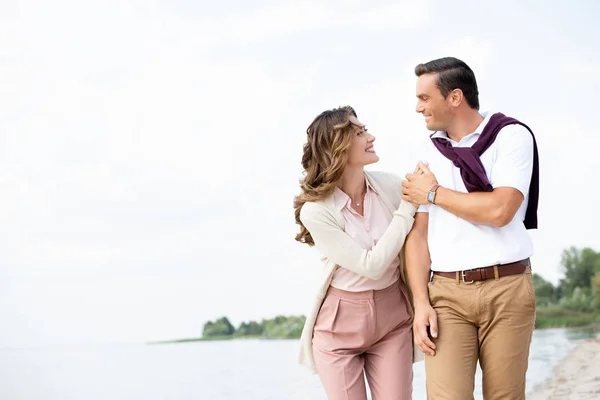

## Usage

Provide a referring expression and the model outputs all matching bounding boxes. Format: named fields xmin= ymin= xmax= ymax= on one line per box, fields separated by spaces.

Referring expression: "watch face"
xmin=427 ymin=191 xmax=435 ymax=203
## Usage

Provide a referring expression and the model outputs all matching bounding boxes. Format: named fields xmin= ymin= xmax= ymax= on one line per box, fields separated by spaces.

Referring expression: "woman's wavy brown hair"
xmin=293 ymin=105 xmax=359 ymax=246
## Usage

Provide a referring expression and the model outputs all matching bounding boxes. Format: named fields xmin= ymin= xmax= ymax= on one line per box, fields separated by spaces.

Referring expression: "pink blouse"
xmin=330 ymin=179 xmax=400 ymax=291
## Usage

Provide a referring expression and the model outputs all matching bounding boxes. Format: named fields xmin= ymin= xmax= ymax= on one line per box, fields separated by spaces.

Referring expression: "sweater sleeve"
xmin=300 ymin=200 xmax=417 ymax=280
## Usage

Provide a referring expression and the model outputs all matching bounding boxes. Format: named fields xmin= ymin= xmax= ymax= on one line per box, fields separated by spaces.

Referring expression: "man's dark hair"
xmin=415 ymin=57 xmax=480 ymax=110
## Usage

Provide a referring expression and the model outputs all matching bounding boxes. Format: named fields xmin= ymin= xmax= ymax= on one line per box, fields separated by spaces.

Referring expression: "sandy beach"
xmin=528 ymin=333 xmax=600 ymax=399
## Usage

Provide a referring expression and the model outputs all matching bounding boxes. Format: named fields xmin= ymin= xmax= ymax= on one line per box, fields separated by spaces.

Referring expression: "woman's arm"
xmin=300 ymin=200 xmax=417 ymax=280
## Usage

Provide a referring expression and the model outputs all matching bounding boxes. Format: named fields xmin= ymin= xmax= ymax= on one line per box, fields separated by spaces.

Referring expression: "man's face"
xmin=415 ymin=73 xmax=453 ymax=132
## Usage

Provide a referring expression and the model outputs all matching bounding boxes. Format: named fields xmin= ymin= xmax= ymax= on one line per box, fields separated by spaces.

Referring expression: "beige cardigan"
xmin=297 ymin=170 xmax=425 ymax=374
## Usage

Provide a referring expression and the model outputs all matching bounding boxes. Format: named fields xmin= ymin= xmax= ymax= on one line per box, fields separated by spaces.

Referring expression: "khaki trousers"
xmin=425 ymin=269 xmax=536 ymax=400
xmin=312 ymin=280 xmax=414 ymax=400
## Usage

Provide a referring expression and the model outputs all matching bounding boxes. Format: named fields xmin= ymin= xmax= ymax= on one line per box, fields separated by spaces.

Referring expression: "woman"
xmin=294 ymin=105 xmax=422 ymax=400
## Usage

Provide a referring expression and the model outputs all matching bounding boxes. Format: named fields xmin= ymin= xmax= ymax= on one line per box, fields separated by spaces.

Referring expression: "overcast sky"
xmin=1 ymin=0 xmax=599 ymax=347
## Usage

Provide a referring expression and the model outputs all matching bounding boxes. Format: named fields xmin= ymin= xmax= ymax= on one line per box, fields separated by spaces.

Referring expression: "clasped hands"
xmin=401 ymin=161 xmax=439 ymax=206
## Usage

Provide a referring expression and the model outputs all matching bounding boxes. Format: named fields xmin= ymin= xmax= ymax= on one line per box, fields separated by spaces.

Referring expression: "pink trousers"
xmin=312 ymin=280 xmax=414 ymax=400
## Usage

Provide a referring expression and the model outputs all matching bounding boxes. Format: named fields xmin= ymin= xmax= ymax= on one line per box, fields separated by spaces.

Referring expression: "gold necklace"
xmin=353 ymin=189 xmax=366 ymax=207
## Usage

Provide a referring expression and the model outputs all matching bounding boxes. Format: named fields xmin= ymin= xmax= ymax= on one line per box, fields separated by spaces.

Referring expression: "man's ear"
xmin=448 ymin=89 xmax=463 ymax=107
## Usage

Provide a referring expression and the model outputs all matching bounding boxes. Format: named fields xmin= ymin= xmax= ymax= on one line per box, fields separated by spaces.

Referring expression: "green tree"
xmin=559 ymin=286 xmax=594 ymax=312
xmin=532 ymin=273 xmax=558 ymax=306
xmin=202 ymin=317 xmax=235 ymax=337
xmin=558 ymin=247 xmax=600 ymax=298
xmin=261 ymin=315 xmax=306 ymax=338
xmin=592 ymin=272 xmax=600 ymax=310
xmin=237 ymin=321 xmax=264 ymax=336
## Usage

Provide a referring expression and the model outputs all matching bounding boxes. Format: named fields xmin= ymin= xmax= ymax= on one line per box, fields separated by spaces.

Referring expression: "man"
xmin=401 ymin=57 xmax=539 ymax=400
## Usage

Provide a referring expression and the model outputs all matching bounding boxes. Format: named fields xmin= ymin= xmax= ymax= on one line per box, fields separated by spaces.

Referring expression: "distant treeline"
xmin=533 ymin=246 xmax=600 ymax=311
xmin=202 ymin=315 xmax=306 ymax=339
xmin=533 ymin=246 xmax=600 ymax=328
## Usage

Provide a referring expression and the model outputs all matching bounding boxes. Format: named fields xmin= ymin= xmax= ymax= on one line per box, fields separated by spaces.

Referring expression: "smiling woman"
xmin=293 ymin=106 xmax=379 ymax=226
xmin=292 ymin=105 xmax=422 ymax=400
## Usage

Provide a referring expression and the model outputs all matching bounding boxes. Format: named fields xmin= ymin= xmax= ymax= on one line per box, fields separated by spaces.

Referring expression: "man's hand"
xmin=402 ymin=162 xmax=438 ymax=205
xmin=413 ymin=300 xmax=438 ymax=356
xmin=412 ymin=162 xmax=426 ymax=175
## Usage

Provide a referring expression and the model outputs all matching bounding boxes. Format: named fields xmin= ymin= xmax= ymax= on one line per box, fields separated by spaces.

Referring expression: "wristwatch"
xmin=427 ymin=184 xmax=440 ymax=204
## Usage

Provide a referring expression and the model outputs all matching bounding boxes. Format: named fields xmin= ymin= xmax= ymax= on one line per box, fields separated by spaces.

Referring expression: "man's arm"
xmin=430 ymin=185 xmax=523 ymax=227
xmin=405 ymin=212 xmax=432 ymax=304
xmin=402 ymin=125 xmax=534 ymax=227
xmin=405 ymin=212 xmax=437 ymax=356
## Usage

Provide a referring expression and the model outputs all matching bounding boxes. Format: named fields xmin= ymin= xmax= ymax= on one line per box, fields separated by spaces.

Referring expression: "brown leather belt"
xmin=432 ymin=258 xmax=530 ymax=284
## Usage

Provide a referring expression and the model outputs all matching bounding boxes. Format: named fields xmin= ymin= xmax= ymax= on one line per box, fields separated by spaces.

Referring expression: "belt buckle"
xmin=461 ymin=270 xmax=474 ymax=284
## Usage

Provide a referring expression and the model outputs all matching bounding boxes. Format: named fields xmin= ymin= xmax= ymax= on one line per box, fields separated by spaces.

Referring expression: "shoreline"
xmin=528 ymin=333 xmax=600 ymax=399
xmin=147 ymin=335 xmax=295 ymax=344
xmin=151 ymin=323 xmax=600 ymax=344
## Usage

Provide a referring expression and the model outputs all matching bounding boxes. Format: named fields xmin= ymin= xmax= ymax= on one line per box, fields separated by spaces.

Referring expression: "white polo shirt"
xmin=418 ymin=111 xmax=535 ymax=272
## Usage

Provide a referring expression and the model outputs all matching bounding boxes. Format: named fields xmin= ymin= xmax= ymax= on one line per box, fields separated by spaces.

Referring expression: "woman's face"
xmin=346 ymin=115 xmax=379 ymax=168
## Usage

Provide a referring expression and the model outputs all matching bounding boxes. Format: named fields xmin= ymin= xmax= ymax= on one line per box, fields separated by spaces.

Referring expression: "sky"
xmin=1 ymin=0 xmax=599 ymax=347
